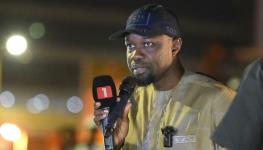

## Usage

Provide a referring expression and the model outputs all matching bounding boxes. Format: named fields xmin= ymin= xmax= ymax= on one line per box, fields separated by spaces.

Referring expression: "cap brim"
xmin=108 ymin=28 xmax=164 ymax=40
xmin=108 ymin=30 xmax=128 ymax=40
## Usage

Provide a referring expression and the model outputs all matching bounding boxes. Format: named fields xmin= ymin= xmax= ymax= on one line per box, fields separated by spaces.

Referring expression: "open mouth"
xmin=133 ymin=67 xmax=147 ymax=75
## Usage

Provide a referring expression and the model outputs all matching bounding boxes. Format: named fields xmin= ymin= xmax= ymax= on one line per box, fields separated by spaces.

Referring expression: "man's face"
xmin=125 ymin=33 xmax=176 ymax=86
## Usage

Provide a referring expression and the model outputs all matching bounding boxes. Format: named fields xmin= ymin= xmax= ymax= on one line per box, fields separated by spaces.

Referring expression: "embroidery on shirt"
xmin=173 ymin=135 xmax=196 ymax=144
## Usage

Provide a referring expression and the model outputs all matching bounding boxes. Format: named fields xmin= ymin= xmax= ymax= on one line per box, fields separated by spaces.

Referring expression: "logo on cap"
xmin=129 ymin=12 xmax=151 ymax=26
xmin=166 ymin=26 xmax=177 ymax=35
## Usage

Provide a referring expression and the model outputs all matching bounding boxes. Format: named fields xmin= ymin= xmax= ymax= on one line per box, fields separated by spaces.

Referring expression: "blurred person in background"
xmin=94 ymin=3 xmax=235 ymax=150
xmin=59 ymin=128 xmax=76 ymax=150
xmin=73 ymin=123 xmax=103 ymax=150
xmin=212 ymin=58 xmax=263 ymax=150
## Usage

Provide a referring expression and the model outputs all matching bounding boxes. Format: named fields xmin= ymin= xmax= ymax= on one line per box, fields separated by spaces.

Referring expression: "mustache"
xmin=130 ymin=63 xmax=148 ymax=69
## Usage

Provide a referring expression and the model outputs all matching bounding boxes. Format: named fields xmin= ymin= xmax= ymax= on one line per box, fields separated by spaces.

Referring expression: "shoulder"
xmin=247 ymin=57 xmax=263 ymax=68
xmin=184 ymin=72 xmax=236 ymax=125
xmin=242 ymin=58 xmax=263 ymax=80
xmin=181 ymin=72 xmax=235 ymax=115
xmin=183 ymin=71 xmax=235 ymax=98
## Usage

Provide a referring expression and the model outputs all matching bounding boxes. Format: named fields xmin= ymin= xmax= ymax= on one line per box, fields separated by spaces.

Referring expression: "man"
xmin=212 ymin=58 xmax=263 ymax=150
xmin=94 ymin=3 xmax=235 ymax=150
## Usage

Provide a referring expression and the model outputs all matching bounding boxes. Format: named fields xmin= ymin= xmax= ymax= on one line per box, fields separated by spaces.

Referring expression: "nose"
xmin=131 ymin=47 xmax=144 ymax=61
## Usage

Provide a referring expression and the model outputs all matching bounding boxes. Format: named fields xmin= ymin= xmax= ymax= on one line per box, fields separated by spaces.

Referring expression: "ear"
xmin=171 ymin=38 xmax=182 ymax=56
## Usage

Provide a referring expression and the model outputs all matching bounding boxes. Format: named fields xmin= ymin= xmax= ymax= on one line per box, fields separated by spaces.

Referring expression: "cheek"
xmin=126 ymin=54 xmax=132 ymax=70
xmin=155 ymin=43 xmax=173 ymax=62
xmin=155 ymin=51 xmax=173 ymax=68
xmin=150 ymin=53 xmax=164 ymax=70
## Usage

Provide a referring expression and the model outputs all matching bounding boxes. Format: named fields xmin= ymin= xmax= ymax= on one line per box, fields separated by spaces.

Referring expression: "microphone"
xmin=107 ymin=76 xmax=136 ymax=134
xmin=92 ymin=75 xmax=117 ymax=150
xmin=92 ymin=75 xmax=117 ymax=111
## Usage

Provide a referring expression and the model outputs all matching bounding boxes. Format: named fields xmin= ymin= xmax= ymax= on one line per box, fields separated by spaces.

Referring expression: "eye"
xmin=125 ymin=43 xmax=135 ymax=51
xmin=144 ymin=42 xmax=153 ymax=48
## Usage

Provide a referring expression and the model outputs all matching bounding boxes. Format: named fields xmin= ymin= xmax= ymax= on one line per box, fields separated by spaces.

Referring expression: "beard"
xmin=132 ymin=70 xmax=154 ymax=86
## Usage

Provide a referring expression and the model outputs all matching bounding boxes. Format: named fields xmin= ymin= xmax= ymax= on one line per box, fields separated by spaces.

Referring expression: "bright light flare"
xmin=6 ymin=35 xmax=28 ymax=56
xmin=0 ymin=123 xmax=22 ymax=142
xmin=0 ymin=91 xmax=16 ymax=108
xmin=66 ymin=96 xmax=83 ymax=113
xmin=26 ymin=94 xmax=50 ymax=114
xmin=13 ymin=130 xmax=28 ymax=150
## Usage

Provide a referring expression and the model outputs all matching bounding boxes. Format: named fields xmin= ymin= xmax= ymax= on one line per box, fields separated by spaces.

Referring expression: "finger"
xmin=124 ymin=101 xmax=132 ymax=114
xmin=116 ymin=97 xmax=121 ymax=102
xmin=93 ymin=117 xmax=101 ymax=126
xmin=94 ymin=109 xmax=109 ymax=116
xmin=93 ymin=111 xmax=108 ymax=125
xmin=122 ymin=101 xmax=132 ymax=120
xmin=94 ymin=102 xmax=101 ymax=109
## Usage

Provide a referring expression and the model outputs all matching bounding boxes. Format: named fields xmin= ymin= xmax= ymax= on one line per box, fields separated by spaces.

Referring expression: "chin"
xmin=133 ymin=74 xmax=154 ymax=86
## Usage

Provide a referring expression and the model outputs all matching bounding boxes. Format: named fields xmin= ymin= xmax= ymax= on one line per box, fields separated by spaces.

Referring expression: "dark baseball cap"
xmin=109 ymin=3 xmax=182 ymax=40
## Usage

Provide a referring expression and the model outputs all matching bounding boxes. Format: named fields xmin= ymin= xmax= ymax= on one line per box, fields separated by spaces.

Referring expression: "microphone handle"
xmin=101 ymin=107 xmax=114 ymax=150
xmin=108 ymin=93 xmax=129 ymax=126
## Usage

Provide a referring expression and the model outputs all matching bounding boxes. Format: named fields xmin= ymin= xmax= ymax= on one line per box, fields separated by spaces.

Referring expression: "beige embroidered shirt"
xmin=123 ymin=71 xmax=235 ymax=150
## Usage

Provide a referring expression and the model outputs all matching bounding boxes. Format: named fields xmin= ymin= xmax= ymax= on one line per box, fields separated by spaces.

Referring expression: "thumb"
xmin=122 ymin=101 xmax=132 ymax=120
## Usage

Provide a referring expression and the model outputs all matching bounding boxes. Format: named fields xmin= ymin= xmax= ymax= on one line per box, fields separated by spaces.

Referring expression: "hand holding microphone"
xmin=93 ymin=75 xmax=135 ymax=149
xmin=92 ymin=75 xmax=117 ymax=150
xmin=93 ymin=98 xmax=132 ymax=148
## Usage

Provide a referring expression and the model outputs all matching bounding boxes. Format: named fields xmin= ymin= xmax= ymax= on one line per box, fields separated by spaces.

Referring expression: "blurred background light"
xmin=13 ymin=130 xmax=28 ymax=150
xmin=0 ymin=91 xmax=15 ymax=108
xmin=26 ymin=94 xmax=50 ymax=114
xmin=29 ymin=22 xmax=46 ymax=39
xmin=0 ymin=123 xmax=22 ymax=142
xmin=66 ymin=96 xmax=83 ymax=113
xmin=33 ymin=94 xmax=50 ymax=111
xmin=26 ymin=98 xmax=40 ymax=114
xmin=6 ymin=35 xmax=28 ymax=56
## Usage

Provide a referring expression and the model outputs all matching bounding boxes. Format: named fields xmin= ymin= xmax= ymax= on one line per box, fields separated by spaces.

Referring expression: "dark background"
xmin=0 ymin=0 xmax=255 ymax=88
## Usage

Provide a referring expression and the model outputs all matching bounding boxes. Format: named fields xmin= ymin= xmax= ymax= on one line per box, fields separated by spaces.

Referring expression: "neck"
xmin=154 ymin=60 xmax=184 ymax=91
